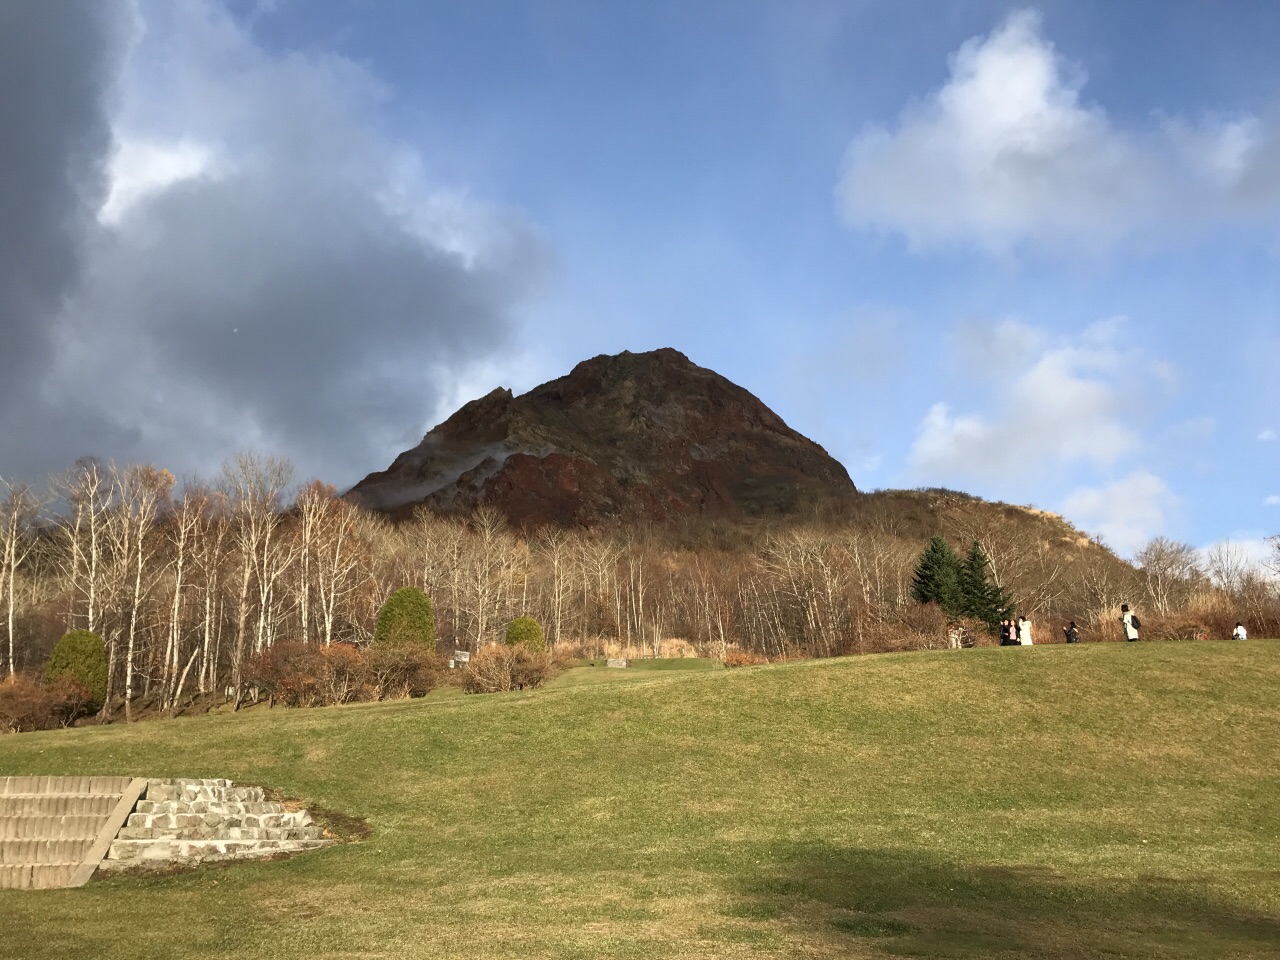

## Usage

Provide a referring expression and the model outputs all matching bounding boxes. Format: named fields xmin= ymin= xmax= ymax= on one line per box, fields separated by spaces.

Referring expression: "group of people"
xmin=997 ymin=605 xmax=1251 ymax=645
xmin=998 ymin=616 xmax=1035 ymax=646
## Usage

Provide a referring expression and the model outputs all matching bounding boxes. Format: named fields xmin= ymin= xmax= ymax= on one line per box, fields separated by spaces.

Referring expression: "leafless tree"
xmin=299 ymin=484 xmax=364 ymax=646
xmin=57 ymin=458 xmax=112 ymax=636
xmin=189 ymin=489 xmax=232 ymax=694
xmin=220 ymin=452 xmax=294 ymax=708
xmin=1135 ymin=537 xmax=1202 ymax=616
xmin=0 ymin=479 xmax=43 ymax=676
xmin=535 ymin=526 xmax=573 ymax=645
xmin=1204 ymin=540 xmax=1251 ymax=594
xmin=108 ymin=463 xmax=174 ymax=722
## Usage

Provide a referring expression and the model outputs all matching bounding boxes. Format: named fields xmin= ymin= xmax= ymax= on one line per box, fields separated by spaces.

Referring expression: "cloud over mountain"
xmin=0 ymin=0 xmax=547 ymax=485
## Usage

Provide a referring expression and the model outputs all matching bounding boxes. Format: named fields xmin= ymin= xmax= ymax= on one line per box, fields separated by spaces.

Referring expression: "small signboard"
xmin=606 ymin=658 xmax=629 ymax=669
xmin=454 ymin=650 xmax=471 ymax=663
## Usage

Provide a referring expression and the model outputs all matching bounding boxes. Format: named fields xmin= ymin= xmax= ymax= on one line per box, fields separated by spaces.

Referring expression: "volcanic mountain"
xmin=348 ymin=348 xmax=857 ymax=526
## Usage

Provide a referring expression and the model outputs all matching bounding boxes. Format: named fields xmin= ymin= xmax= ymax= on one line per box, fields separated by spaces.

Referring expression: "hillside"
xmin=1 ymin=643 xmax=1277 ymax=959
xmin=348 ymin=348 xmax=857 ymax=525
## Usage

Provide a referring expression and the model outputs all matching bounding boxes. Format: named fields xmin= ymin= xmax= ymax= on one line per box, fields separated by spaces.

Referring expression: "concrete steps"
xmin=0 ymin=863 xmax=79 ymax=890
xmin=117 ymin=824 xmax=318 ymax=842
xmin=0 ymin=776 xmax=145 ymax=889
xmin=2 ymin=776 xmax=135 ymax=795
xmin=107 ymin=837 xmax=330 ymax=862
xmin=0 ymin=776 xmax=331 ymax=884
xmin=102 ymin=778 xmax=330 ymax=868
xmin=0 ymin=838 xmax=97 ymax=863
xmin=0 ymin=815 xmax=106 ymax=839
xmin=0 ymin=795 xmax=121 ymax=818
xmin=133 ymin=799 xmax=282 ymax=815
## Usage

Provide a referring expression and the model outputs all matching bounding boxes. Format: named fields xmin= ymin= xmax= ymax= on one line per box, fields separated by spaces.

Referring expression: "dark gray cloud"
xmin=0 ymin=2 xmax=128 ymax=465
xmin=0 ymin=1 xmax=547 ymax=487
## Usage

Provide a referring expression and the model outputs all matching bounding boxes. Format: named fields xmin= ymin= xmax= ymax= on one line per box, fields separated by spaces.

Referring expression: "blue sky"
xmin=2 ymin=1 xmax=1277 ymax=559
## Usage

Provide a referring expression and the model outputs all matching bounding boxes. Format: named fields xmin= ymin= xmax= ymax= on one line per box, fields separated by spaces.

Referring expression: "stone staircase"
xmin=102 ymin=778 xmax=329 ymax=868
xmin=0 ymin=776 xmax=331 ymax=888
xmin=0 ymin=776 xmax=147 ymax=890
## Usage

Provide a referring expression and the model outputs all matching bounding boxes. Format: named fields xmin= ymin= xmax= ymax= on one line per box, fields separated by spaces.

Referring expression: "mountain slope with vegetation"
xmin=1 ymin=643 xmax=1277 ymax=959
xmin=348 ymin=348 xmax=858 ymax=525
xmin=2 ymin=350 xmax=1274 ymax=717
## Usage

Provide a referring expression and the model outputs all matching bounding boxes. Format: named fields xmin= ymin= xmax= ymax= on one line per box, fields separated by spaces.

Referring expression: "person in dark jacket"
xmin=1062 ymin=621 xmax=1081 ymax=644
xmin=999 ymin=619 xmax=1019 ymax=646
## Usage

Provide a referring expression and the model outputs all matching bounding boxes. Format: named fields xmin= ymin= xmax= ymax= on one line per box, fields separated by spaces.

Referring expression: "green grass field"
xmin=1 ymin=643 xmax=1278 ymax=959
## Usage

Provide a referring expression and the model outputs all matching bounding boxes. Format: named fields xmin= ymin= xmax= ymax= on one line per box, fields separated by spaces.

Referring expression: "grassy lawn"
xmin=548 ymin=657 xmax=721 ymax=689
xmin=1 ymin=642 xmax=1277 ymax=959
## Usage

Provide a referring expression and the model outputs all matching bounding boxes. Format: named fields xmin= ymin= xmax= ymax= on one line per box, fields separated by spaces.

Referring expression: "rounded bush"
xmin=463 ymin=645 xmax=551 ymax=694
xmin=43 ymin=630 xmax=108 ymax=712
xmin=504 ymin=616 xmax=546 ymax=652
xmin=374 ymin=587 xmax=437 ymax=647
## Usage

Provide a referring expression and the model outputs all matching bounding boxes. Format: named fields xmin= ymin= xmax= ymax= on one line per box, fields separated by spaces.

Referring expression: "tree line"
xmin=1 ymin=455 xmax=1276 ymax=721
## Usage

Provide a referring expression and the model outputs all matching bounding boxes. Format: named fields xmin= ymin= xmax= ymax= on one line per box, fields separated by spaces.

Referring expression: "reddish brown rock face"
xmin=347 ymin=348 xmax=856 ymax=526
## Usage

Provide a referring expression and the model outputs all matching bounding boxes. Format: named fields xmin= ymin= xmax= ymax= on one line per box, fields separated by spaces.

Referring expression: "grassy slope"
xmin=0 ymin=643 xmax=1277 ymax=960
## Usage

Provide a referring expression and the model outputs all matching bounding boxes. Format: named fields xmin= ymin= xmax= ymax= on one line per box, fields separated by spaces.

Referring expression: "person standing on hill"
xmin=1018 ymin=615 xmax=1033 ymax=645
xmin=1121 ymin=604 xmax=1140 ymax=642
xmin=1232 ymin=622 xmax=1248 ymax=640
xmin=1063 ymin=621 xmax=1081 ymax=644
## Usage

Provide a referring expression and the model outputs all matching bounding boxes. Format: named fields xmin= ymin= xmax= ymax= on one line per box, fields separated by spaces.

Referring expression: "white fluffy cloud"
xmin=99 ymin=137 xmax=220 ymax=225
xmin=909 ymin=318 xmax=1141 ymax=479
xmin=1062 ymin=471 xmax=1178 ymax=555
xmin=837 ymin=9 xmax=1280 ymax=253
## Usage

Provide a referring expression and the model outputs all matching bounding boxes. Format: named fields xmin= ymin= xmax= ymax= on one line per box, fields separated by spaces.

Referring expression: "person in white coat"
xmin=1017 ymin=616 xmax=1033 ymax=645
xmin=1232 ymin=622 xmax=1247 ymax=640
xmin=1121 ymin=604 xmax=1139 ymax=641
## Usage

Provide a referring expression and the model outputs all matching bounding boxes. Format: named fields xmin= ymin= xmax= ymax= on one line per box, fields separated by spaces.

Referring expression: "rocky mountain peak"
xmin=348 ymin=348 xmax=856 ymax=526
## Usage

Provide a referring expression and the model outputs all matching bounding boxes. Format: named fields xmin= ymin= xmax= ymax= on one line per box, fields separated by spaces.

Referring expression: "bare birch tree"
xmin=0 ymin=479 xmax=42 ymax=676
xmin=220 ymin=453 xmax=294 ymax=708
xmin=109 ymin=464 xmax=173 ymax=722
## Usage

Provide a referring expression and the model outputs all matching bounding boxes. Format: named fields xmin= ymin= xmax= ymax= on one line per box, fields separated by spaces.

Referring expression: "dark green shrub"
xmin=504 ymin=616 xmax=546 ymax=652
xmin=374 ymin=587 xmax=437 ymax=647
xmin=43 ymin=630 xmax=108 ymax=712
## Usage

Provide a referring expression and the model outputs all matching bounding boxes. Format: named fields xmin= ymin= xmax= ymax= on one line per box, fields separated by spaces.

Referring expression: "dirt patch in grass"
xmin=306 ymin=802 xmax=373 ymax=842
xmin=260 ymin=785 xmax=372 ymax=842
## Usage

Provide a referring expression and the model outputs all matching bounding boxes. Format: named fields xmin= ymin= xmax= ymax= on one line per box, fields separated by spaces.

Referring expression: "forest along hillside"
xmin=0 ymin=347 xmax=1276 ymax=726
xmin=2 ymin=459 xmax=1275 ymax=726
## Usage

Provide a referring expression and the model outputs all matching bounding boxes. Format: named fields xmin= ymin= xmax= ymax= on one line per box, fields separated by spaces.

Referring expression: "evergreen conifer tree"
xmin=911 ymin=536 xmax=963 ymax=615
xmin=959 ymin=541 xmax=1013 ymax=630
xmin=43 ymin=630 xmax=108 ymax=713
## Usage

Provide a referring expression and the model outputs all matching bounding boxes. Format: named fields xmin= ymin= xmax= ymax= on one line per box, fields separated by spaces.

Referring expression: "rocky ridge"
xmin=348 ymin=348 xmax=857 ymax=526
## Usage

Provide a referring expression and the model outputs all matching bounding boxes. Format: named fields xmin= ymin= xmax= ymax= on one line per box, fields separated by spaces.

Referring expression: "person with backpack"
xmin=1232 ymin=622 xmax=1247 ymax=640
xmin=1121 ymin=604 xmax=1140 ymax=641
xmin=1063 ymin=621 xmax=1081 ymax=644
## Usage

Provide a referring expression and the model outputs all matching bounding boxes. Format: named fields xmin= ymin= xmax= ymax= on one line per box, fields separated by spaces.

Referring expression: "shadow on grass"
xmin=733 ymin=845 xmax=1280 ymax=959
